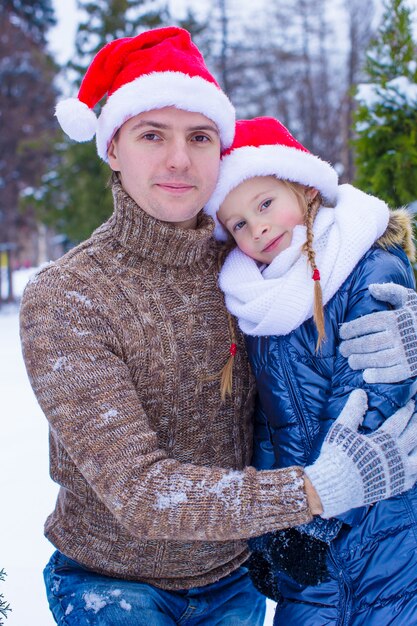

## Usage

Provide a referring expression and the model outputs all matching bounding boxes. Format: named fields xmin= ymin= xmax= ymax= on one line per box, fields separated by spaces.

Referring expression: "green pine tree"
xmin=353 ymin=0 xmax=417 ymax=208
xmin=70 ymin=0 xmax=170 ymax=75
xmin=29 ymin=141 xmax=114 ymax=244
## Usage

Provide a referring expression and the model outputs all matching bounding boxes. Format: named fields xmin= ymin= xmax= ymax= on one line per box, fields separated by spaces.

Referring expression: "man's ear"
xmin=107 ymin=138 xmax=119 ymax=171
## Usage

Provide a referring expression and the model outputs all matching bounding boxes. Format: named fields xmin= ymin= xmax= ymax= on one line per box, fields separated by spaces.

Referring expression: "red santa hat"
xmin=55 ymin=26 xmax=235 ymax=161
xmin=205 ymin=116 xmax=338 ymax=240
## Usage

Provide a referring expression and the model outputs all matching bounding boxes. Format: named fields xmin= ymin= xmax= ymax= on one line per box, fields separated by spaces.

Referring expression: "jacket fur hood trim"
xmin=376 ymin=209 xmax=416 ymax=263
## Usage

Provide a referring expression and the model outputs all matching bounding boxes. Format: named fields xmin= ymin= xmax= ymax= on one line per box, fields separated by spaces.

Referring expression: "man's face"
xmin=107 ymin=107 xmax=222 ymax=229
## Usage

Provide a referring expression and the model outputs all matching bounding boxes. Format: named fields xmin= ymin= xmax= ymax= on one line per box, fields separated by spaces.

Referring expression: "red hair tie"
xmin=229 ymin=343 xmax=237 ymax=357
xmin=312 ymin=269 xmax=320 ymax=281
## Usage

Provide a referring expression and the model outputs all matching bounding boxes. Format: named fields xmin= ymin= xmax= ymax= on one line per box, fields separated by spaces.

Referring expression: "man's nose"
xmin=166 ymin=139 xmax=192 ymax=170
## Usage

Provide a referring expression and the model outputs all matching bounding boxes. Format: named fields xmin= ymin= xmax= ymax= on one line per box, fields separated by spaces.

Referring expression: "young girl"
xmin=205 ymin=117 xmax=417 ymax=625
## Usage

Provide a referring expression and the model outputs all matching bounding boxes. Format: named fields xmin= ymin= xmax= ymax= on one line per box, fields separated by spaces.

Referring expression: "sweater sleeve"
xmin=20 ymin=264 xmax=311 ymax=542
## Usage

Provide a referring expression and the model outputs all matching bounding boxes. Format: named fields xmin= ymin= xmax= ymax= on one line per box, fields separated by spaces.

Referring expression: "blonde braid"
xmin=219 ymin=308 xmax=237 ymax=401
xmin=303 ymin=194 xmax=326 ymax=351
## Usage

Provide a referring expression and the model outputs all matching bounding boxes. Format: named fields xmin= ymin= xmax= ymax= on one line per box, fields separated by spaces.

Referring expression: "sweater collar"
xmin=98 ymin=176 xmax=216 ymax=268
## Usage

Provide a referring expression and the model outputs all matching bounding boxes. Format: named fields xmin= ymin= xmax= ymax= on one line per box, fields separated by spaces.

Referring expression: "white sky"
xmin=48 ymin=0 xmax=417 ymax=65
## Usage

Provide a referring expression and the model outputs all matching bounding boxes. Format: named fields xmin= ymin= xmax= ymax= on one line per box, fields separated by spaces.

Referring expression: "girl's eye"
xmin=260 ymin=199 xmax=272 ymax=210
xmin=233 ymin=220 xmax=246 ymax=232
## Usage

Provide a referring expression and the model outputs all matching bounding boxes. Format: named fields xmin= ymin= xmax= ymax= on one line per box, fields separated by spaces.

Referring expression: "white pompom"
xmin=55 ymin=98 xmax=97 ymax=142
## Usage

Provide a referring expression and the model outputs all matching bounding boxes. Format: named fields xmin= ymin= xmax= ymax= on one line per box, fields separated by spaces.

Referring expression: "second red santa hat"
xmin=205 ymin=116 xmax=339 ymax=240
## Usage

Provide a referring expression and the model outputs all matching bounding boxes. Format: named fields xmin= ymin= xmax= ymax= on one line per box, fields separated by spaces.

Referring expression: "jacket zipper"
xmin=278 ymin=339 xmax=314 ymax=452
xmin=328 ymin=544 xmax=353 ymax=626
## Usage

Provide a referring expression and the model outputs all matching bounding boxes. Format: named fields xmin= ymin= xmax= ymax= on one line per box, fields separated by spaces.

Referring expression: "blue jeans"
xmin=44 ymin=550 xmax=266 ymax=625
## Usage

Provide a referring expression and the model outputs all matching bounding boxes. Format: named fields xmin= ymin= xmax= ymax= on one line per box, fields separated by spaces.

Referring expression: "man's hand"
xmin=305 ymin=389 xmax=417 ymax=519
xmin=340 ymin=283 xmax=417 ymax=383
xmin=304 ymin=476 xmax=323 ymax=515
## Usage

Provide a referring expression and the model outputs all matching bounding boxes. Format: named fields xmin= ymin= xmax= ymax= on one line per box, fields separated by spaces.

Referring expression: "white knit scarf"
xmin=219 ymin=184 xmax=389 ymax=337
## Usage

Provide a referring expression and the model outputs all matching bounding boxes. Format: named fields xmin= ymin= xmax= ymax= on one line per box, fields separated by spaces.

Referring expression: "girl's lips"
xmin=263 ymin=233 xmax=284 ymax=253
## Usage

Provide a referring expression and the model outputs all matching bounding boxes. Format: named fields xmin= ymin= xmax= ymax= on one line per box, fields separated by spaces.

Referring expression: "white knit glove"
xmin=340 ymin=283 xmax=417 ymax=383
xmin=305 ymin=389 xmax=417 ymax=519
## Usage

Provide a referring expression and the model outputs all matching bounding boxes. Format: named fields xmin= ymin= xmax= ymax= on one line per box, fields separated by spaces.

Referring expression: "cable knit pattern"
xmin=19 ymin=178 xmax=311 ymax=590
xmin=219 ymin=184 xmax=389 ymax=336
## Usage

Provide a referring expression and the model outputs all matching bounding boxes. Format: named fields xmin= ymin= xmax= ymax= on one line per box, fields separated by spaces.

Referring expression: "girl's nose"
xmin=252 ymin=223 xmax=270 ymax=239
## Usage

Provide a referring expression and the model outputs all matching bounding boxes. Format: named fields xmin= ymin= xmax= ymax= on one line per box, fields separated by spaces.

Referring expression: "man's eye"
xmin=142 ymin=133 xmax=160 ymax=141
xmin=192 ymin=134 xmax=210 ymax=142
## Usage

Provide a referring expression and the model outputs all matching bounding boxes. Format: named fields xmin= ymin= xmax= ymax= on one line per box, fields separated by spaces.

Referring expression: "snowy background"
xmin=0 ymin=268 xmax=276 ymax=624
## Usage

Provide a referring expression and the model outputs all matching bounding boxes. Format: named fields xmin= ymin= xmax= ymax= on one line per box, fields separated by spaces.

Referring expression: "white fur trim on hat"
xmin=55 ymin=98 xmax=98 ymax=142
xmin=96 ymin=71 xmax=235 ymax=161
xmin=205 ymin=144 xmax=339 ymax=240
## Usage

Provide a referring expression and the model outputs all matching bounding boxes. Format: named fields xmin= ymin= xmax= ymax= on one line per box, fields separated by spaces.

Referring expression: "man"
xmin=20 ymin=27 xmax=417 ymax=625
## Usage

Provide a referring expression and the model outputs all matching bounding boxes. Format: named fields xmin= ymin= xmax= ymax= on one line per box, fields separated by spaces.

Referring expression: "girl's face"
xmin=217 ymin=176 xmax=315 ymax=265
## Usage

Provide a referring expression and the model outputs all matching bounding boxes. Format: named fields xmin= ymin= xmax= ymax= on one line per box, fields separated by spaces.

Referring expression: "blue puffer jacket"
xmin=247 ymin=227 xmax=417 ymax=624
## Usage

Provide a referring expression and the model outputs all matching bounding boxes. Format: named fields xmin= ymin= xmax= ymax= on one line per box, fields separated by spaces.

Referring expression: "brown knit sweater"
xmin=19 ymin=179 xmax=311 ymax=589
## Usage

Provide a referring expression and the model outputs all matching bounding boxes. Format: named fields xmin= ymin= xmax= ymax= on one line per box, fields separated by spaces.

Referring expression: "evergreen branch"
xmin=0 ymin=570 xmax=11 ymax=624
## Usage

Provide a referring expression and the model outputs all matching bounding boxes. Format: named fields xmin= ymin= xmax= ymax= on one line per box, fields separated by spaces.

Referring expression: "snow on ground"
xmin=0 ymin=268 xmax=275 ymax=625
xmin=1 ymin=269 xmax=58 ymax=626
